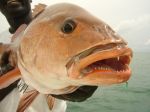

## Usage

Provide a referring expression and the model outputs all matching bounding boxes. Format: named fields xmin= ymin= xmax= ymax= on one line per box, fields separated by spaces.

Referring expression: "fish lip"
xmin=67 ymin=44 xmax=132 ymax=85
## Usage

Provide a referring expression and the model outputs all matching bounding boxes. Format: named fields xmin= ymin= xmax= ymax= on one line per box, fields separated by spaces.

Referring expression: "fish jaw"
xmin=67 ymin=44 xmax=132 ymax=86
xmin=17 ymin=57 xmax=79 ymax=94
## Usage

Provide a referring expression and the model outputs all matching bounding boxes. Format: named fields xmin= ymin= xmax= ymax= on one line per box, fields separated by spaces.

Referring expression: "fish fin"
xmin=46 ymin=95 xmax=55 ymax=110
xmin=32 ymin=3 xmax=47 ymax=18
xmin=0 ymin=68 xmax=21 ymax=89
xmin=17 ymin=90 xmax=39 ymax=112
xmin=11 ymin=24 xmax=27 ymax=42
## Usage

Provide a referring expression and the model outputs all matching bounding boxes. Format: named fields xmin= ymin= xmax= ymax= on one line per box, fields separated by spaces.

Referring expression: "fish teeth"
xmin=74 ymin=57 xmax=79 ymax=63
xmin=116 ymin=69 xmax=127 ymax=73
xmin=117 ymin=57 xmax=120 ymax=61
xmin=82 ymin=65 xmax=114 ymax=73
xmin=117 ymin=45 xmax=121 ymax=50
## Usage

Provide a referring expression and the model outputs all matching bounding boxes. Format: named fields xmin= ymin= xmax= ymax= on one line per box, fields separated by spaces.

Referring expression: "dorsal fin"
xmin=0 ymin=68 xmax=21 ymax=89
xmin=32 ymin=3 xmax=47 ymax=18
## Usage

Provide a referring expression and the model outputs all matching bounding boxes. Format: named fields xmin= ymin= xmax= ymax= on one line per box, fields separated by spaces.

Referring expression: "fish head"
xmin=17 ymin=3 xmax=132 ymax=94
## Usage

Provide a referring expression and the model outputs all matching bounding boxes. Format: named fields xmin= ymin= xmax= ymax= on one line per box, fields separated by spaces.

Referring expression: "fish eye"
xmin=61 ymin=19 xmax=76 ymax=34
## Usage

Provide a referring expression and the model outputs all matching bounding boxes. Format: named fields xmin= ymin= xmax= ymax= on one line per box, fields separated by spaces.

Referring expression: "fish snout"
xmin=91 ymin=24 xmax=127 ymax=45
xmin=67 ymin=41 xmax=132 ymax=86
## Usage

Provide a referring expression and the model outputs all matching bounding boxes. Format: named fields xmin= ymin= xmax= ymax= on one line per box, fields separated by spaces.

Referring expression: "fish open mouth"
xmin=81 ymin=55 xmax=130 ymax=76
xmin=67 ymin=43 xmax=132 ymax=85
xmin=60 ymin=44 xmax=132 ymax=102
xmin=81 ymin=46 xmax=131 ymax=74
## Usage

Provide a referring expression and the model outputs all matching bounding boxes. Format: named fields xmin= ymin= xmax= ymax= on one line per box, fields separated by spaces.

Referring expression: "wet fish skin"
xmin=15 ymin=3 xmax=132 ymax=94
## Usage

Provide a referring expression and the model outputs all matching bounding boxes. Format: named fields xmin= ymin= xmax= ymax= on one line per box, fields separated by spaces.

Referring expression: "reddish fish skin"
xmin=16 ymin=3 xmax=132 ymax=94
xmin=0 ymin=68 xmax=21 ymax=89
xmin=0 ymin=3 xmax=133 ymax=112
xmin=1 ymin=3 xmax=132 ymax=96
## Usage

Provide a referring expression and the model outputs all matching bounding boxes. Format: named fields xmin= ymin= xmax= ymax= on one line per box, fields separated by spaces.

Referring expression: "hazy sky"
xmin=1 ymin=0 xmax=150 ymax=30
xmin=0 ymin=0 xmax=150 ymax=51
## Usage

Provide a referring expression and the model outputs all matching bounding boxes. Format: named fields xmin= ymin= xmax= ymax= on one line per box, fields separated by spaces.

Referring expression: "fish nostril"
xmin=92 ymin=25 xmax=102 ymax=33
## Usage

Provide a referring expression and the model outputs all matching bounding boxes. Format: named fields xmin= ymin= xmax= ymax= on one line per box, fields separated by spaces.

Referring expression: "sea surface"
xmin=67 ymin=52 xmax=150 ymax=112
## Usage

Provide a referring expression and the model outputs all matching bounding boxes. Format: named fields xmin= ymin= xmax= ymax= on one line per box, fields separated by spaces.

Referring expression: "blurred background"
xmin=0 ymin=0 xmax=150 ymax=112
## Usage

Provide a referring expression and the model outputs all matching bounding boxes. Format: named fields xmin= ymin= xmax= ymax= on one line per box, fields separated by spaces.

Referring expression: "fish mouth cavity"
xmin=66 ymin=43 xmax=132 ymax=80
xmin=81 ymin=54 xmax=130 ymax=75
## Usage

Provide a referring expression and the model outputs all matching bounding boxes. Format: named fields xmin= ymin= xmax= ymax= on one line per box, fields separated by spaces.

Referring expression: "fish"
xmin=0 ymin=3 xmax=132 ymax=111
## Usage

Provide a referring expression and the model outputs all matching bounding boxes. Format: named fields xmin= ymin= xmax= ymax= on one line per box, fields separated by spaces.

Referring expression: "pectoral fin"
xmin=17 ymin=90 xmax=39 ymax=112
xmin=0 ymin=68 xmax=21 ymax=89
xmin=46 ymin=95 xmax=55 ymax=110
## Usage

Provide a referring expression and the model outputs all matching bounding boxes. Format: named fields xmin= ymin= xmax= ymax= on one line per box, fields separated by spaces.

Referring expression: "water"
xmin=67 ymin=52 xmax=150 ymax=112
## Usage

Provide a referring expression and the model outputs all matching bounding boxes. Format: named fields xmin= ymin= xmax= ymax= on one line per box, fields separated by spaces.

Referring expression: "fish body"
xmin=13 ymin=3 xmax=132 ymax=94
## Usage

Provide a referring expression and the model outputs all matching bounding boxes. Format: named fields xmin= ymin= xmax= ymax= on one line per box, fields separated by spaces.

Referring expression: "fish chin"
xmin=67 ymin=43 xmax=132 ymax=86
xmin=17 ymin=55 xmax=79 ymax=94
